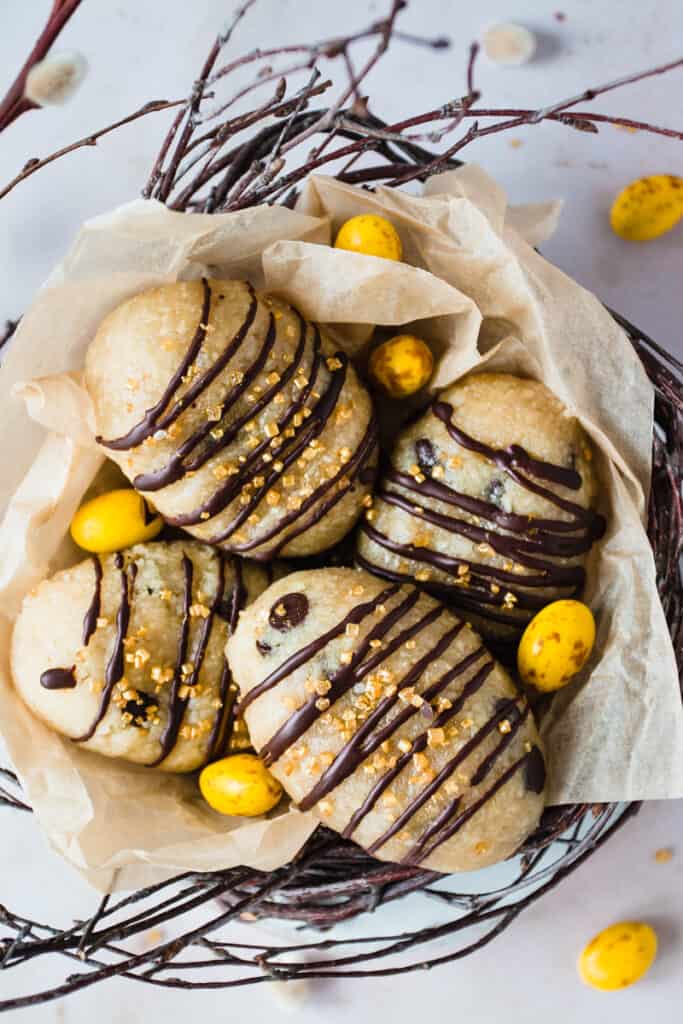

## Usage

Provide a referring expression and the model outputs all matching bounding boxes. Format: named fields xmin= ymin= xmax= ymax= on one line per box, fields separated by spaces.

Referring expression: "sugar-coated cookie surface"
xmin=11 ymin=541 xmax=266 ymax=772
xmin=85 ymin=279 xmax=377 ymax=559
xmin=356 ymin=373 xmax=604 ymax=638
xmin=228 ymin=567 xmax=546 ymax=873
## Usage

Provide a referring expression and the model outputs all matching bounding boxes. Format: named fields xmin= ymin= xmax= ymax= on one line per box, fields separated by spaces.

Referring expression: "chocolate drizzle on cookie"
xmin=242 ymin=583 xmax=544 ymax=866
xmin=74 ymin=553 xmax=136 ymax=742
xmin=99 ymin=278 xmax=214 ymax=451
xmin=95 ymin=279 xmax=376 ymax=557
xmin=81 ymin=555 xmax=103 ymax=645
xmin=360 ymin=400 xmax=605 ymax=630
xmin=39 ymin=547 xmax=246 ymax=763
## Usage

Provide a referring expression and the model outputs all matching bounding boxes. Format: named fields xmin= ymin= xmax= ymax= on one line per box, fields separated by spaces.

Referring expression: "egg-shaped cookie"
xmin=11 ymin=541 xmax=266 ymax=772
xmin=85 ymin=279 xmax=377 ymax=559
xmin=356 ymin=373 xmax=605 ymax=638
xmin=228 ymin=567 xmax=546 ymax=873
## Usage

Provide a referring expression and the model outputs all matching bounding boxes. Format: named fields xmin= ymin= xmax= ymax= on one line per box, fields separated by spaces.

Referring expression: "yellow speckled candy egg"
xmin=517 ymin=599 xmax=595 ymax=692
xmin=70 ymin=489 xmax=163 ymax=553
xmin=610 ymin=174 xmax=683 ymax=241
xmin=334 ymin=214 xmax=403 ymax=261
xmin=369 ymin=334 xmax=434 ymax=398
xmin=578 ymin=921 xmax=657 ymax=991
xmin=199 ymin=753 xmax=283 ymax=817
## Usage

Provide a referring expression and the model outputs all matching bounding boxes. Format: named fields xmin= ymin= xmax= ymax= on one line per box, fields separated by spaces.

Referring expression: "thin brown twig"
xmin=0 ymin=99 xmax=184 ymax=203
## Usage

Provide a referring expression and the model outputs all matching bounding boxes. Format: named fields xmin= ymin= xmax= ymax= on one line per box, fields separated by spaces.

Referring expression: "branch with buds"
xmin=1 ymin=0 xmax=682 ymax=208
xmin=0 ymin=0 xmax=85 ymax=132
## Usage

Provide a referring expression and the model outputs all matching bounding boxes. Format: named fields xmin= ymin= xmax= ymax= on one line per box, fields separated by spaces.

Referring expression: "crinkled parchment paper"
xmin=1 ymin=166 xmax=681 ymax=892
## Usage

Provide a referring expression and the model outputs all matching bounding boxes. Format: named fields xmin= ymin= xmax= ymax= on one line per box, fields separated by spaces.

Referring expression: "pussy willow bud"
xmin=24 ymin=50 xmax=88 ymax=107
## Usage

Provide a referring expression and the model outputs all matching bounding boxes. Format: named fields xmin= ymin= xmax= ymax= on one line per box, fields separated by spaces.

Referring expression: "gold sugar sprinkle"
xmin=427 ymin=727 xmax=446 ymax=748
xmin=498 ymin=719 xmax=512 ymax=735
xmin=189 ymin=603 xmax=210 ymax=619
xmin=654 ymin=848 xmax=674 ymax=863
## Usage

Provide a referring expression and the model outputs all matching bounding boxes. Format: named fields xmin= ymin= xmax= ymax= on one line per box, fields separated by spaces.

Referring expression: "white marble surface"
xmin=1 ymin=0 xmax=683 ymax=1020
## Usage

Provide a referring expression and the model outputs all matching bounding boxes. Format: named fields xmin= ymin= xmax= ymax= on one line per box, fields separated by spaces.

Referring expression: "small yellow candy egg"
xmin=369 ymin=334 xmax=434 ymax=398
xmin=517 ymin=599 xmax=595 ymax=692
xmin=578 ymin=921 xmax=657 ymax=991
xmin=610 ymin=174 xmax=683 ymax=241
xmin=334 ymin=214 xmax=403 ymax=261
xmin=199 ymin=753 xmax=283 ymax=817
xmin=70 ymin=489 xmax=163 ymax=553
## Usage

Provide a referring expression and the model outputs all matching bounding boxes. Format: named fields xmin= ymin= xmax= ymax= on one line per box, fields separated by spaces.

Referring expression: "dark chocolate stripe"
xmin=237 ymin=584 xmax=400 ymax=716
xmin=134 ymin=298 xmax=271 ymax=491
xmin=342 ymin=656 xmax=493 ymax=839
xmin=148 ymin=554 xmax=194 ymax=766
xmin=362 ymin=523 xmax=576 ymax=611
xmin=354 ymin=552 xmax=527 ymax=627
xmin=235 ymin=414 xmax=379 ymax=558
xmin=260 ymin=589 xmax=425 ymax=767
xmin=403 ymin=749 xmax=531 ymax=864
xmin=209 ymin=661 xmax=237 ymax=761
xmin=367 ymin=697 xmax=526 ymax=854
xmin=469 ymin=704 xmax=529 ymax=786
xmin=100 ymin=278 xmax=213 ymax=450
xmin=208 ymin=558 xmax=248 ymax=762
xmin=431 ymin=402 xmax=604 ymax=539
xmin=433 ymin=401 xmax=582 ymax=490
xmin=208 ymin=558 xmax=247 ymax=761
xmin=165 ymin=346 xmax=348 ymax=532
xmin=181 ymin=310 xmax=308 ymax=476
xmin=205 ymin=354 xmax=350 ymax=541
xmin=296 ymin=603 xmax=448 ymax=810
xmin=74 ymin=553 xmax=136 ymax=742
xmin=380 ymin=479 xmax=595 ymax=560
xmin=81 ymin=555 xmax=103 ymax=646
xmin=359 ymin=399 xmax=605 ymax=629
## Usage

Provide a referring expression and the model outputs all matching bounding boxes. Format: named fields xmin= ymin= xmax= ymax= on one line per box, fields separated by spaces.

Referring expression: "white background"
xmin=1 ymin=0 xmax=683 ymax=1021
